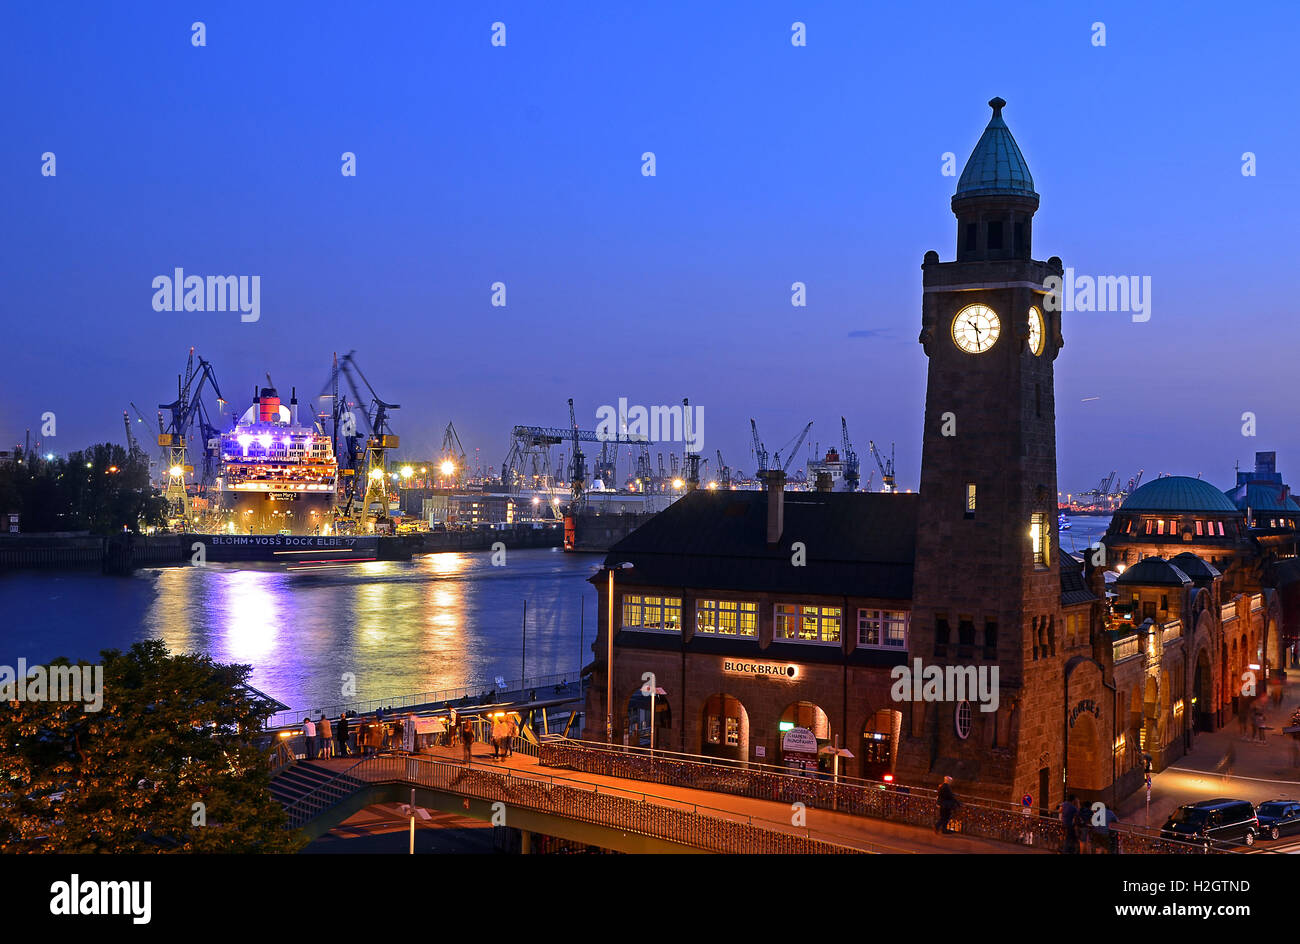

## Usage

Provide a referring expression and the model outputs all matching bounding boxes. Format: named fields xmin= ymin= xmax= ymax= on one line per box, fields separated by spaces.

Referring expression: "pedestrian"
xmin=490 ymin=716 xmax=504 ymax=759
xmin=318 ymin=714 xmax=333 ymax=759
xmin=302 ymin=715 xmax=317 ymax=760
xmin=460 ymin=721 xmax=475 ymax=763
xmin=1238 ymin=708 xmax=1249 ymax=737
xmin=336 ymin=712 xmax=350 ymax=758
xmin=505 ymin=714 xmax=517 ymax=757
xmin=1093 ymin=805 xmax=1119 ymax=854
xmin=934 ymin=776 xmax=960 ymax=834
xmin=1059 ymin=794 xmax=1080 ymax=854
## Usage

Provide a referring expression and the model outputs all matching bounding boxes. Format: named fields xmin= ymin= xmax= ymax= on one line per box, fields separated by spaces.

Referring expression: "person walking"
xmin=1093 ymin=805 xmax=1119 ymax=854
xmin=504 ymin=714 xmax=517 ymax=757
xmin=460 ymin=721 xmax=475 ymax=764
xmin=490 ymin=716 xmax=504 ymax=760
xmin=1059 ymin=794 xmax=1080 ymax=854
xmin=318 ymin=714 xmax=333 ymax=759
xmin=302 ymin=716 xmax=317 ymax=761
xmin=934 ymin=776 xmax=960 ymax=834
xmin=336 ymin=712 xmax=350 ymax=758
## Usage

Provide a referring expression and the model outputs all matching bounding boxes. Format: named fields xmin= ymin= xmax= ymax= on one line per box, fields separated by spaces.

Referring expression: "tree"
xmin=0 ymin=444 xmax=165 ymax=534
xmin=0 ymin=641 xmax=301 ymax=853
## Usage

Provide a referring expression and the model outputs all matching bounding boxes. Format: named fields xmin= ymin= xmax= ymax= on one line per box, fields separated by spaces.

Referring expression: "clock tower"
xmin=894 ymin=98 xmax=1067 ymax=807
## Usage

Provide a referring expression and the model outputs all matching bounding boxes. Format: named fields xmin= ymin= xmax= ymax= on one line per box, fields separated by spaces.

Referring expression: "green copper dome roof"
xmin=1119 ymin=476 xmax=1239 ymax=514
xmin=955 ymin=98 xmax=1038 ymax=199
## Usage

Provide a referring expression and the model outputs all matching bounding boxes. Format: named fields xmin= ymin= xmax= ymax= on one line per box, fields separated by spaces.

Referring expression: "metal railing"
xmin=536 ymin=739 xmax=1218 ymax=854
xmin=266 ymin=673 xmax=579 ymax=728
xmin=282 ymin=752 xmax=880 ymax=853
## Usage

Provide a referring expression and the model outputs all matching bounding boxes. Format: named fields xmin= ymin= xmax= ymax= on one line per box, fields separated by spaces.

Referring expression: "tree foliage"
xmin=0 ymin=444 xmax=166 ymax=533
xmin=0 ymin=640 xmax=301 ymax=853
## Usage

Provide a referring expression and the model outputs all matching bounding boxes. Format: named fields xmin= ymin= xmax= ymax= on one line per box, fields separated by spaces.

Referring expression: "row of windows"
xmin=1131 ymin=518 xmax=1227 ymax=537
xmin=622 ymin=595 xmax=908 ymax=648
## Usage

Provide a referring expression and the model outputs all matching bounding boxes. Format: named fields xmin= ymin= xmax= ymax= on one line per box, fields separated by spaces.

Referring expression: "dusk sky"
xmin=4 ymin=1 xmax=1298 ymax=492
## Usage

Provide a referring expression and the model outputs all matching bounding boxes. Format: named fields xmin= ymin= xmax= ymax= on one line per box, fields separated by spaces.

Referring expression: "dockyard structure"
xmin=583 ymin=98 xmax=1286 ymax=811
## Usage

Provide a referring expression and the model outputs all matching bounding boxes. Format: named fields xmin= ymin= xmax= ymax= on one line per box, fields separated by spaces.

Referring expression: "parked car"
xmin=1161 ymin=798 xmax=1259 ymax=848
xmin=1255 ymin=800 xmax=1300 ymax=840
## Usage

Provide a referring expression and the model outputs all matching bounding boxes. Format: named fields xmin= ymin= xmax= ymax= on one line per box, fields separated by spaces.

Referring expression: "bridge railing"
xmin=266 ymin=673 xmax=579 ymax=729
xmin=304 ymin=752 xmax=880 ymax=854
xmin=536 ymin=739 xmax=1217 ymax=854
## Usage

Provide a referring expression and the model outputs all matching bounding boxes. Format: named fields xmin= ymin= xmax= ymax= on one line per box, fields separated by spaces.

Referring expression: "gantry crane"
xmin=320 ymin=351 xmax=399 ymax=529
xmin=568 ymin=398 xmax=587 ymax=502
xmin=869 ymin=440 xmax=896 ymax=492
xmin=683 ymin=397 xmax=701 ymax=490
xmin=715 ymin=450 xmax=731 ymax=489
xmin=439 ymin=421 xmax=468 ymax=486
xmin=157 ymin=348 xmax=226 ymax=524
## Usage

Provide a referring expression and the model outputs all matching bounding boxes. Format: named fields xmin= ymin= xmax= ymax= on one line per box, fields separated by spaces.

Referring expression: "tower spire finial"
xmin=989 ymin=96 xmax=1006 ymax=116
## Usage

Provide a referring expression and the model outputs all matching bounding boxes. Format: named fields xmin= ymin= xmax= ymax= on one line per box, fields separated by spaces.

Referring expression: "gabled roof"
xmin=955 ymin=98 xmax=1038 ymax=199
xmin=604 ymin=490 xmax=918 ymax=599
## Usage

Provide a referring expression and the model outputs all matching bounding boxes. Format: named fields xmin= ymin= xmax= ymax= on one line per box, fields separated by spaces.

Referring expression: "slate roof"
xmin=603 ymin=489 xmax=918 ymax=600
xmin=1169 ymin=551 xmax=1221 ymax=582
xmin=1223 ymin=481 xmax=1300 ymax=515
xmin=1116 ymin=556 xmax=1193 ymax=588
xmin=1059 ymin=545 xmax=1097 ymax=606
xmin=955 ymin=97 xmax=1038 ymax=199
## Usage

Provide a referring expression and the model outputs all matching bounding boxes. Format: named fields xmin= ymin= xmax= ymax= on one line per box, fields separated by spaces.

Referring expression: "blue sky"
xmin=3 ymin=1 xmax=1298 ymax=491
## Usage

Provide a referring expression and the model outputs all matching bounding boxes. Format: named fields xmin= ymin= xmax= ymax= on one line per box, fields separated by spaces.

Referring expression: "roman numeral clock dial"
xmin=951 ymin=304 xmax=1000 ymax=354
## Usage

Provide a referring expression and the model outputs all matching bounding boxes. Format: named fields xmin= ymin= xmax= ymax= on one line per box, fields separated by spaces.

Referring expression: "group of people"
xmin=933 ymin=780 xmax=1121 ymax=853
xmin=300 ymin=712 xmax=353 ymax=759
xmin=300 ymin=708 xmax=519 ymax=764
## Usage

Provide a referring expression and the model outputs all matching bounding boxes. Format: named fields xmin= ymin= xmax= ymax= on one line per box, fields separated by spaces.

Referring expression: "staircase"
xmin=271 ymin=760 xmax=369 ymax=830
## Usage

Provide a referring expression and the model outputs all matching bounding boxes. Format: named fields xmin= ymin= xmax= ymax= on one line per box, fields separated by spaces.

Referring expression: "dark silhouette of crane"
xmin=869 ymin=440 xmax=896 ymax=492
xmin=840 ymin=417 xmax=861 ymax=492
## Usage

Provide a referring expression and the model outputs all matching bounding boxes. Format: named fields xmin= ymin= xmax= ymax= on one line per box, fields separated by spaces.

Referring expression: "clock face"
xmin=952 ymin=305 xmax=1000 ymax=354
xmin=1028 ymin=306 xmax=1044 ymax=355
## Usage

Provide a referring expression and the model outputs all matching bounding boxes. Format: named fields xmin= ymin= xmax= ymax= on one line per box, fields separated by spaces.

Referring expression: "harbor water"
xmin=1 ymin=547 xmax=600 ymax=714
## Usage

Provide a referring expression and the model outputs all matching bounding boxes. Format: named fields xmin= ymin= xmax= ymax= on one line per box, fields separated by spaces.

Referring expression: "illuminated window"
xmin=707 ymin=716 xmax=720 ymax=744
xmin=622 ymin=594 xmax=681 ymax=633
xmin=1031 ymin=513 xmax=1049 ymax=567
xmin=1145 ymin=520 xmax=1153 ymax=535
xmin=858 ymin=609 xmax=909 ymax=648
xmin=965 ymin=483 xmax=976 ymax=518
xmin=725 ymin=717 xmax=740 ymax=746
xmin=697 ymin=600 xmax=758 ymax=636
xmin=1195 ymin=520 xmax=1203 ymax=536
xmin=1157 ymin=519 xmax=1164 ymax=535
xmin=775 ymin=603 xmax=841 ymax=644
xmin=1217 ymin=521 xmax=1225 ymax=536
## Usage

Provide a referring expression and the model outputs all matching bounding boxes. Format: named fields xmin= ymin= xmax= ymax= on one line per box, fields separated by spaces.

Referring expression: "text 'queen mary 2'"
xmin=213 ymin=386 xmax=338 ymax=535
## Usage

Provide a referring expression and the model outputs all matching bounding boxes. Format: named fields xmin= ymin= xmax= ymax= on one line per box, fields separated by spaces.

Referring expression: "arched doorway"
xmin=778 ymin=701 xmax=831 ymax=775
xmin=860 ymin=708 xmax=901 ymax=781
xmin=701 ymin=694 xmax=748 ymax=762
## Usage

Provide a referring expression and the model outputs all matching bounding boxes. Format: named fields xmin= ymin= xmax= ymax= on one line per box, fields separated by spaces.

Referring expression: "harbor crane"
xmin=750 ymin=419 xmax=768 ymax=476
xmin=438 ymin=422 xmax=468 ymax=486
xmin=568 ymin=398 xmax=587 ymax=502
xmin=320 ymin=351 xmax=400 ymax=528
xmin=683 ymin=397 xmax=701 ymax=490
xmin=840 ymin=417 xmax=861 ymax=492
xmin=1121 ymin=468 xmax=1145 ymax=497
xmin=869 ymin=440 xmax=896 ymax=492
xmin=715 ymin=450 xmax=731 ymax=489
xmin=773 ymin=422 xmax=814 ymax=475
xmin=157 ymin=348 xmax=226 ymax=524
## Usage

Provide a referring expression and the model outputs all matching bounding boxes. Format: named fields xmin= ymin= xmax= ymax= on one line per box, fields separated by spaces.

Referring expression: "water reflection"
xmin=2 ymin=548 xmax=599 ymax=714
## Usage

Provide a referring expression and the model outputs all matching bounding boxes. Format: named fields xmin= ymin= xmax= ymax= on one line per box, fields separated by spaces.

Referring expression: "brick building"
xmin=582 ymin=98 xmax=1284 ymax=811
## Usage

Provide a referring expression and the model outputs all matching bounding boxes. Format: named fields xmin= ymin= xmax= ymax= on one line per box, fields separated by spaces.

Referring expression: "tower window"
xmin=1031 ymin=513 xmax=1049 ymax=567
xmin=964 ymin=222 xmax=977 ymax=252
xmin=987 ymin=221 xmax=1003 ymax=250
xmin=983 ymin=620 xmax=998 ymax=659
xmin=1014 ymin=221 xmax=1025 ymax=255
xmin=935 ymin=614 xmax=950 ymax=657
xmin=965 ymin=482 xmax=976 ymax=518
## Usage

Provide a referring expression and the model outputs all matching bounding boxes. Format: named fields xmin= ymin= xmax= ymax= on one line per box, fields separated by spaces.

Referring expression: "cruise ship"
xmin=213 ymin=387 xmax=338 ymax=535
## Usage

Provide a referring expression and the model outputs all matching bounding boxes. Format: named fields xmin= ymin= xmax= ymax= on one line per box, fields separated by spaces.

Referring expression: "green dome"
xmin=955 ymin=98 xmax=1038 ymax=199
xmin=1119 ymin=476 xmax=1238 ymax=514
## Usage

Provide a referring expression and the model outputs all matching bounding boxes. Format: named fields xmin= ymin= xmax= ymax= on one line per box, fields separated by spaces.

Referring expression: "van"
xmin=1160 ymin=798 xmax=1259 ymax=848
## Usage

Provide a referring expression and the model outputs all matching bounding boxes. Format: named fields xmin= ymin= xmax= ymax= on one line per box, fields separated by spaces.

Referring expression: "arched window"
xmin=955 ymin=701 xmax=972 ymax=739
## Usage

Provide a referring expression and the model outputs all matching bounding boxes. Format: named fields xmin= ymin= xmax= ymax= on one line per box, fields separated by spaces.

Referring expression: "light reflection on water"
xmin=2 ymin=548 xmax=599 ymax=713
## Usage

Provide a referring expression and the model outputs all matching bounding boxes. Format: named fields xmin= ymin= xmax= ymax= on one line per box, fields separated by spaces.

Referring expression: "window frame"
xmin=775 ymin=602 xmax=842 ymax=645
xmin=856 ymin=608 xmax=909 ymax=649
